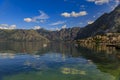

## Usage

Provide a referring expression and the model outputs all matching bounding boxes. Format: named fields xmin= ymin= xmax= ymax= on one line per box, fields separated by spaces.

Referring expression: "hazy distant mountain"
xmin=37 ymin=27 xmax=80 ymax=41
xmin=0 ymin=27 xmax=80 ymax=41
xmin=0 ymin=29 xmax=49 ymax=42
xmin=76 ymin=4 xmax=120 ymax=39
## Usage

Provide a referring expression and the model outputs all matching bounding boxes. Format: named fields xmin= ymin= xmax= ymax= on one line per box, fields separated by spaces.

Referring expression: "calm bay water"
xmin=0 ymin=42 xmax=120 ymax=80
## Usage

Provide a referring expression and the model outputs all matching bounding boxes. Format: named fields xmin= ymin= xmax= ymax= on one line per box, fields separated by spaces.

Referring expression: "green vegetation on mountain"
xmin=0 ymin=29 xmax=49 ymax=42
xmin=0 ymin=27 xmax=80 ymax=41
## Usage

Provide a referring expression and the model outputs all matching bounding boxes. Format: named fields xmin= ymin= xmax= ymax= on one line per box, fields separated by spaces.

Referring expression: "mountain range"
xmin=76 ymin=4 xmax=120 ymax=39
xmin=36 ymin=27 xmax=80 ymax=41
xmin=0 ymin=29 xmax=49 ymax=42
xmin=0 ymin=4 xmax=119 ymax=41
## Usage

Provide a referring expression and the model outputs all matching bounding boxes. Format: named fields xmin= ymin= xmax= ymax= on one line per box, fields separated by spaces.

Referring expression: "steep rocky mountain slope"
xmin=76 ymin=4 xmax=120 ymax=39
xmin=37 ymin=27 xmax=80 ymax=41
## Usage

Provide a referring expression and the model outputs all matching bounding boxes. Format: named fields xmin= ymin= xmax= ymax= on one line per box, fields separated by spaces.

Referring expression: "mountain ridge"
xmin=0 ymin=5 xmax=119 ymax=41
xmin=0 ymin=29 xmax=49 ymax=42
xmin=37 ymin=27 xmax=81 ymax=41
xmin=76 ymin=4 xmax=120 ymax=39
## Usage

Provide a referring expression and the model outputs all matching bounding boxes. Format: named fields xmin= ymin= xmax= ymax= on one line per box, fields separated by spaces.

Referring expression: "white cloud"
xmin=1 ymin=24 xmax=8 ymax=27
xmin=24 ymin=10 xmax=49 ymax=23
xmin=50 ymin=27 xmax=61 ymax=31
xmin=40 ymin=20 xmax=46 ymax=23
xmin=111 ymin=0 xmax=120 ymax=10
xmin=50 ymin=21 xmax=65 ymax=26
xmin=88 ymin=21 xmax=94 ymax=24
xmin=24 ymin=18 xmax=32 ymax=22
xmin=61 ymin=25 xmax=67 ymax=29
xmin=87 ymin=0 xmax=110 ymax=5
xmin=61 ymin=11 xmax=87 ymax=18
xmin=56 ymin=27 xmax=60 ymax=31
xmin=71 ymin=11 xmax=87 ymax=17
xmin=9 ymin=25 xmax=17 ymax=29
xmin=61 ymin=12 xmax=71 ymax=17
xmin=115 ymin=0 xmax=120 ymax=7
xmin=33 ymin=26 xmax=41 ymax=30
xmin=116 ymin=0 xmax=120 ymax=3
xmin=0 ymin=24 xmax=16 ymax=29
xmin=32 ymin=11 xmax=49 ymax=22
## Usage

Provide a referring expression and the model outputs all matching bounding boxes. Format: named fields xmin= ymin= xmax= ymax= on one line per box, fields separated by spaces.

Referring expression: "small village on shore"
xmin=76 ymin=33 xmax=120 ymax=49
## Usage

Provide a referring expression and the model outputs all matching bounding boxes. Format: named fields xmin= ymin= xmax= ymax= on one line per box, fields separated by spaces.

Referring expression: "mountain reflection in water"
xmin=0 ymin=42 xmax=119 ymax=80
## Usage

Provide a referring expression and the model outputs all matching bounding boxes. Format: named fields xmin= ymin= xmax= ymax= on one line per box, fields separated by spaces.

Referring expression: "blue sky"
xmin=0 ymin=0 xmax=119 ymax=30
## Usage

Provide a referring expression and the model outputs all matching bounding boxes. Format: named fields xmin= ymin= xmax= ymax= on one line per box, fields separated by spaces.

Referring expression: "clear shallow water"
xmin=0 ymin=42 xmax=119 ymax=80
